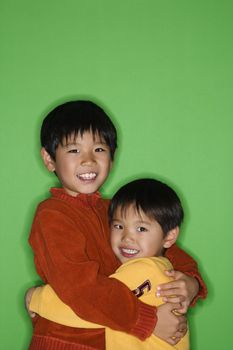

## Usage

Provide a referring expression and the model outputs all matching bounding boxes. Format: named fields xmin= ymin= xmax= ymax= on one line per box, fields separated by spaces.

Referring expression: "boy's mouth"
xmin=78 ymin=172 xmax=97 ymax=181
xmin=120 ymin=247 xmax=140 ymax=258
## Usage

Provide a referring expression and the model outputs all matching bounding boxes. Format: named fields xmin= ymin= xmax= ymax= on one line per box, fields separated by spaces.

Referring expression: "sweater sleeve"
xmin=30 ymin=285 xmax=101 ymax=328
xmin=29 ymin=259 xmax=168 ymax=329
xmin=164 ymin=244 xmax=208 ymax=305
xmin=29 ymin=206 xmax=156 ymax=340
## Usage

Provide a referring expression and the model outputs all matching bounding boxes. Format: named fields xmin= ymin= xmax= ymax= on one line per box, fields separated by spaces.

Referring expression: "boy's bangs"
xmin=116 ymin=201 xmax=147 ymax=220
xmin=61 ymin=128 xmax=106 ymax=146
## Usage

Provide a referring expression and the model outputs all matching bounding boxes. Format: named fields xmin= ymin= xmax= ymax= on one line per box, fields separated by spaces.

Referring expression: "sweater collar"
xmin=50 ymin=187 xmax=101 ymax=207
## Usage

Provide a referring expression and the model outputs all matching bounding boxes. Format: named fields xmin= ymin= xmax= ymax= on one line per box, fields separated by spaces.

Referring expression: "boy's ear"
xmin=163 ymin=226 xmax=179 ymax=249
xmin=41 ymin=148 xmax=56 ymax=172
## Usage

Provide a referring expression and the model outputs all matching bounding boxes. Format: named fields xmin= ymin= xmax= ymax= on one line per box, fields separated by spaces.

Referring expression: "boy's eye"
xmin=68 ymin=149 xmax=80 ymax=153
xmin=95 ymin=147 xmax=105 ymax=152
xmin=113 ymin=224 xmax=123 ymax=230
xmin=137 ymin=226 xmax=147 ymax=232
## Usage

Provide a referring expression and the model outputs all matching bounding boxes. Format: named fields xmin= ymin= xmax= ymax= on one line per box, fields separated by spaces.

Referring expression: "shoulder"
xmin=112 ymin=258 xmax=162 ymax=284
xmin=37 ymin=197 xmax=69 ymax=210
xmin=33 ymin=197 xmax=79 ymax=227
xmin=149 ymin=257 xmax=173 ymax=271
xmin=36 ymin=197 xmax=72 ymax=214
xmin=118 ymin=257 xmax=172 ymax=272
xmin=113 ymin=258 xmax=174 ymax=288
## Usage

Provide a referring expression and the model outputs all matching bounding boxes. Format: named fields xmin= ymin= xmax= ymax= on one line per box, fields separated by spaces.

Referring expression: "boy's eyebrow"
xmin=63 ymin=139 xmax=107 ymax=146
xmin=135 ymin=220 xmax=151 ymax=225
xmin=93 ymin=141 xmax=108 ymax=146
xmin=111 ymin=218 xmax=151 ymax=225
xmin=63 ymin=140 xmax=108 ymax=148
xmin=62 ymin=141 xmax=80 ymax=148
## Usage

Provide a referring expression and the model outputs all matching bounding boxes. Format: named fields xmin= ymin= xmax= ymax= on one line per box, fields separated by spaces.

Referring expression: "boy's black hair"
xmin=109 ymin=178 xmax=184 ymax=235
xmin=41 ymin=100 xmax=117 ymax=160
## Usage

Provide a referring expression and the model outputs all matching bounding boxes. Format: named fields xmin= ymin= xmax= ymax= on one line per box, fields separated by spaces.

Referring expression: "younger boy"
xmin=29 ymin=178 xmax=191 ymax=349
xmin=28 ymin=100 xmax=207 ymax=349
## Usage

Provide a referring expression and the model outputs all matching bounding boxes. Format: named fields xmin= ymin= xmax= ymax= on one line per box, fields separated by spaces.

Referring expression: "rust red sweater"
xmin=29 ymin=188 xmax=207 ymax=350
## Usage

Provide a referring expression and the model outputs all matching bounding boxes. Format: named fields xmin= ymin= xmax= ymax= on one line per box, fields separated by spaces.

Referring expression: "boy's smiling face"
xmin=110 ymin=205 xmax=176 ymax=264
xmin=41 ymin=131 xmax=112 ymax=196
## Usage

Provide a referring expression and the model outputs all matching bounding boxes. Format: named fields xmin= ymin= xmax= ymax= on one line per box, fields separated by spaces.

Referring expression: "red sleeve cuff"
xmin=185 ymin=271 xmax=208 ymax=307
xmin=129 ymin=301 xmax=157 ymax=340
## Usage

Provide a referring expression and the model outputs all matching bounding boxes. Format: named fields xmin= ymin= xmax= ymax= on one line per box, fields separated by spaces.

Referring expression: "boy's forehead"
xmin=112 ymin=204 xmax=161 ymax=228
xmin=62 ymin=131 xmax=105 ymax=145
xmin=114 ymin=204 xmax=149 ymax=221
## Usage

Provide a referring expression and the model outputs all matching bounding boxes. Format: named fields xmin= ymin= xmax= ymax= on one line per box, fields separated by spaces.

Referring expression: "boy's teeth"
xmin=79 ymin=172 xmax=96 ymax=180
xmin=122 ymin=248 xmax=138 ymax=254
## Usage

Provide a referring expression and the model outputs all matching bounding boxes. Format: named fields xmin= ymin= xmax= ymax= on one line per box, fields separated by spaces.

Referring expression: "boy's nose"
xmin=121 ymin=231 xmax=135 ymax=243
xmin=80 ymin=152 xmax=95 ymax=166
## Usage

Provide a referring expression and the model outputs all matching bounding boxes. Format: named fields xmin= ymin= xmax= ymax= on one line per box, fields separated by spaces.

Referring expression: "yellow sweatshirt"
xmin=30 ymin=257 xmax=189 ymax=350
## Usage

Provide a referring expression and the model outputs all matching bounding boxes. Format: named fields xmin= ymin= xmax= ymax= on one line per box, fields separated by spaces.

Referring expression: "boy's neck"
xmin=50 ymin=187 xmax=101 ymax=205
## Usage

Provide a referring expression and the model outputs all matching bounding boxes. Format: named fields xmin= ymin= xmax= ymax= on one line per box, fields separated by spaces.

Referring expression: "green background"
xmin=1 ymin=1 xmax=232 ymax=349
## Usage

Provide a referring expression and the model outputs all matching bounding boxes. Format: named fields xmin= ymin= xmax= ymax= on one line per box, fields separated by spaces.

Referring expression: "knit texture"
xmin=29 ymin=188 xmax=207 ymax=349
xmin=29 ymin=335 xmax=97 ymax=350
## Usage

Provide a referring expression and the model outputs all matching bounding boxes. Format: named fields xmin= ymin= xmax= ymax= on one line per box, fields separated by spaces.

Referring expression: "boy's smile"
xmin=119 ymin=247 xmax=140 ymax=259
xmin=78 ymin=172 xmax=97 ymax=181
xmin=110 ymin=205 xmax=168 ymax=264
xmin=42 ymin=131 xmax=112 ymax=196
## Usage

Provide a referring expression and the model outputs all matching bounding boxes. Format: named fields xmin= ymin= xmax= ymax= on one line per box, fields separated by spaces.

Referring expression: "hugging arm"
xmin=162 ymin=243 xmax=208 ymax=311
xmin=28 ymin=257 xmax=189 ymax=346
xmin=29 ymin=206 xmax=156 ymax=340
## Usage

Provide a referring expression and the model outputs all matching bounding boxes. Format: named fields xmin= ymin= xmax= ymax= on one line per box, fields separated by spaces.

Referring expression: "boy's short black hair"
xmin=109 ymin=178 xmax=184 ymax=235
xmin=41 ymin=100 xmax=117 ymax=160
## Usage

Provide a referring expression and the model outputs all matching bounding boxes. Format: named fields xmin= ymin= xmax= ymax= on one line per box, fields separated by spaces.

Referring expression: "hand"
xmin=157 ymin=270 xmax=199 ymax=313
xmin=24 ymin=287 xmax=37 ymax=318
xmin=154 ymin=303 xmax=187 ymax=345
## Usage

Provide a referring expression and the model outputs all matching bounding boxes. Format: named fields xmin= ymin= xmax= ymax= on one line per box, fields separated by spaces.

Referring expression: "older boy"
xmin=28 ymin=101 xmax=207 ymax=349
xmin=28 ymin=178 xmax=194 ymax=349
